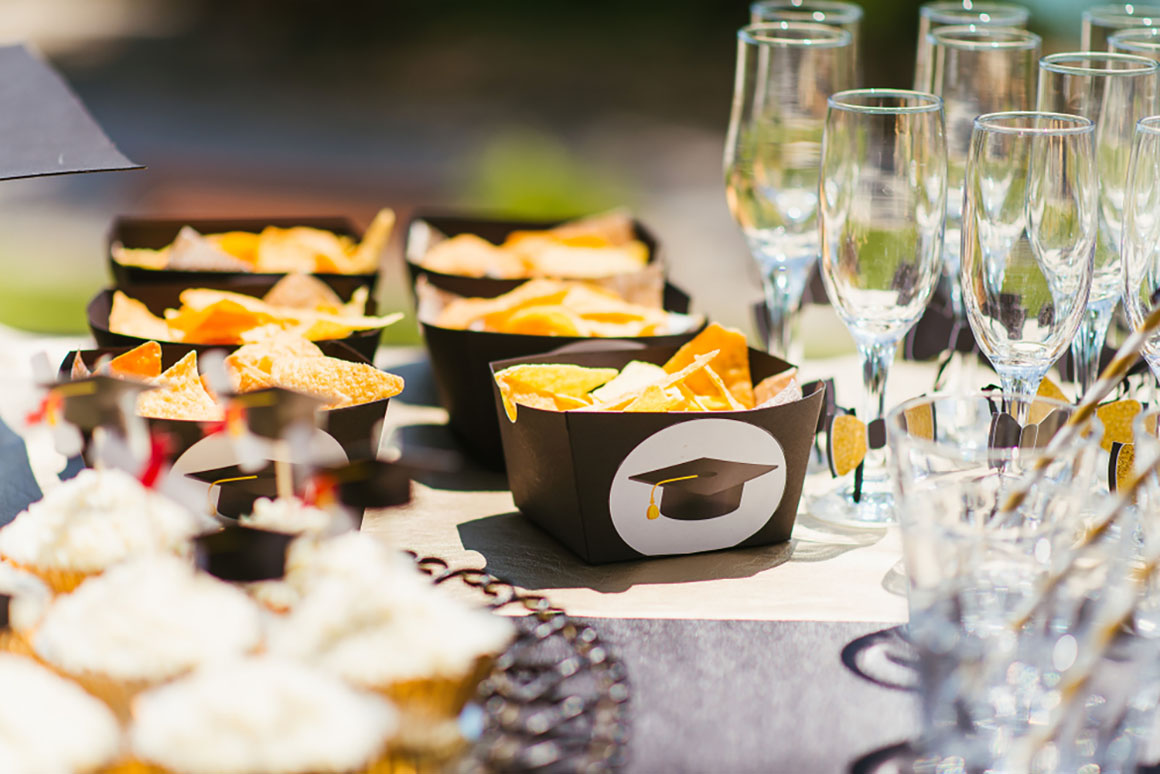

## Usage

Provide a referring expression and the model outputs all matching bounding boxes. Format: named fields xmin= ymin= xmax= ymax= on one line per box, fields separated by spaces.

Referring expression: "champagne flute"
xmin=815 ymin=89 xmax=946 ymax=524
xmin=960 ymin=112 xmax=1097 ymax=412
xmin=1121 ymin=116 xmax=1160 ymax=387
xmin=929 ymin=25 xmax=1040 ymax=328
xmin=1037 ymin=52 xmax=1159 ymax=395
xmin=1083 ymin=3 xmax=1160 ymax=52
xmin=1109 ymin=26 xmax=1160 ymax=60
xmin=914 ymin=1 xmax=1031 ymax=92
xmin=724 ymin=22 xmax=854 ymax=357
xmin=749 ymin=0 xmax=864 ymax=76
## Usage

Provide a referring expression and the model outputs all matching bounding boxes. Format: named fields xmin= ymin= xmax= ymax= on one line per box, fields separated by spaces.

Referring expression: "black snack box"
xmin=59 ymin=340 xmax=389 ymax=463
xmin=490 ymin=344 xmax=824 ymax=564
xmin=86 ymin=280 xmax=383 ymax=362
xmin=108 ymin=216 xmax=377 ymax=297
xmin=421 ymin=281 xmax=696 ymax=468
xmin=404 ymin=211 xmax=666 ymax=301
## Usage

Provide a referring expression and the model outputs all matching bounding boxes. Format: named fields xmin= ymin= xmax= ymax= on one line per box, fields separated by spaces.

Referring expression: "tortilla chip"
xmin=112 ymin=244 xmax=169 ymax=270
xmin=422 ymin=234 xmax=528 ymax=279
xmin=263 ymin=273 xmax=344 ymax=310
xmin=70 ymin=355 xmax=91 ymax=380
xmin=663 ymin=323 xmax=754 ymax=408
xmin=255 ymin=226 xmax=351 ymax=273
xmin=495 ymin=364 xmax=618 ymax=399
xmin=171 ymin=300 xmax=274 ymax=345
xmin=589 ymin=361 xmax=665 ymax=404
xmin=207 ymin=231 xmax=262 ymax=265
xmin=623 ymin=384 xmax=686 ymax=412
xmin=501 ymin=306 xmax=584 ymax=337
xmin=226 ymin=359 xmax=276 ymax=393
xmin=271 ymin=358 xmax=403 ymax=409
xmin=108 ymin=341 xmax=162 ymax=380
xmin=754 ymin=368 xmax=798 ymax=407
xmin=346 ymin=208 xmax=395 ymax=274
xmin=137 ymin=351 xmax=222 ymax=421
xmin=595 ymin=350 xmax=719 ymax=411
xmin=108 ymin=292 xmax=173 ymax=341
xmin=700 ymin=365 xmax=746 ymax=411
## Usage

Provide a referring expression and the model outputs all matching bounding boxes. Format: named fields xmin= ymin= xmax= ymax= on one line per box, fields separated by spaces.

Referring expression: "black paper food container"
xmin=107 ymin=216 xmax=377 ymax=296
xmin=489 ymin=345 xmax=825 ymax=564
xmin=185 ymin=463 xmax=366 ymax=528
xmin=59 ymin=340 xmax=389 ymax=464
xmin=420 ymin=283 xmax=696 ymax=468
xmin=404 ymin=211 xmax=666 ymax=301
xmin=86 ymin=280 xmax=383 ymax=362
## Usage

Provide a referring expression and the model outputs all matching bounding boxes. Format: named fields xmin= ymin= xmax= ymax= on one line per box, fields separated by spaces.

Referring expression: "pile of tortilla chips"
xmin=493 ymin=324 xmax=802 ymax=421
xmin=419 ymin=211 xmax=649 ymax=279
xmin=72 ymin=337 xmax=404 ymax=419
xmin=107 ymin=274 xmax=402 ymax=345
xmin=113 ymin=209 xmax=395 ymax=275
xmin=433 ymin=278 xmax=693 ymax=337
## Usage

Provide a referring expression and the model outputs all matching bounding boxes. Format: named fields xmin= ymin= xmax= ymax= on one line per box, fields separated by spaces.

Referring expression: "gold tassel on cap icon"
xmin=646 ymin=475 xmax=698 ymax=520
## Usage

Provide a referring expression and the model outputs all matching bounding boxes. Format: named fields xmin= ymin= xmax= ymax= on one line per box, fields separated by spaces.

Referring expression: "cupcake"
xmin=128 ymin=656 xmax=398 ymax=774
xmin=0 ymin=653 xmax=120 ymax=773
xmin=0 ymin=468 xmax=214 ymax=593
xmin=33 ymin=556 xmax=263 ymax=720
xmin=0 ymin=563 xmax=52 ymax=656
xmin=240 ymin=497 xmax=335 ymax=536
xmin=271 ymin=533 xmax=513 ymax=719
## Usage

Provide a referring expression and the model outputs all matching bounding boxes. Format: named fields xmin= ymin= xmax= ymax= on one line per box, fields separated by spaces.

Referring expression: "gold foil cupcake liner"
xmin=379 ymin=654 xmax=495 ymax=720
xmin=6 ymin=559 xmax=97 ymax=595
xmin=98 ymin=759 xmax=166 ymax=774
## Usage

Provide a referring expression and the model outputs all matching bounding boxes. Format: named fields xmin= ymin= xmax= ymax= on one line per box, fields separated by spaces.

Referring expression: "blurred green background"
xmin=0 ymin=0 xmax=1106 ymax=344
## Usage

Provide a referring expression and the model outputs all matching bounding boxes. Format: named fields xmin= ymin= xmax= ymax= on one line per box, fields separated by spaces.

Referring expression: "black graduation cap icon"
xmin=0 ymin=44 xmax=141 ymax=180
xmin=0 ymin=593 xmax=9 ymax=630
xmin=194 ymin=526 xmax=295 ymax=583
xmin=52 ymin=376 xmax=152 ymax=434
xmin=228 ymin=388 xmax=325 ymax=440
xmin=313 ymin=459 xmax=413 ymax=509
xmin=628 ymin=457 xmax=779 ymax=521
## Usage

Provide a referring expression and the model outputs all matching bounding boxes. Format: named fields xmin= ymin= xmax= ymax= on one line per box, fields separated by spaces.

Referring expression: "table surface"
xmin=0 ymin=327 xmax=967 ymax=773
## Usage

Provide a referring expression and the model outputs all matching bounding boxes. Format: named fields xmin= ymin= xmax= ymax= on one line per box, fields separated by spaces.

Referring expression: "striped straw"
xmin=998 ymin=304 xmax=1160 ymax=515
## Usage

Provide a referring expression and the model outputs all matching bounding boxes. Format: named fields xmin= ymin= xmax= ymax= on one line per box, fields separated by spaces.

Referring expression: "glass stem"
xmin=999 ymin=370 xmax=1041 ymax=425
xmin=760 ymin=264 xmax=808 ymax=359
xmin=1070 ymin=299 xmax=1116 ymax=399
xmin=857 ymin=337 xmax=896 ymax=481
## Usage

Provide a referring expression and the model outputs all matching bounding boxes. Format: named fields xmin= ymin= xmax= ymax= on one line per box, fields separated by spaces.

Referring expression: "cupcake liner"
xmin=67 ymin=670 xmax=159 ymax=724
xmin=0 ymin=628 xmax=35 ymax=658
xmin=5 ymin=559 xmax=97 ymax=595
xmin=98 ymin=760 xmax=166 ymax=774
xmin=378 ymin=654 xmax=495 ymax=720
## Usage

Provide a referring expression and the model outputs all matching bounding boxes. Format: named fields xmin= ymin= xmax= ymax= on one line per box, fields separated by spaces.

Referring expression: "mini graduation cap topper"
xmin=194 ymin=526 xmax=294 ymax=583
xmin=51 ymin=376 xmax=152 ymax=435
xmin=629 ymin=457 xmax=778 ymax=522
xmin=307 ymin=459 xmax=412 ymax=510
xmin=226 ymin=387 xmax=326 ymax=440
xmin=0 ymin=44 xmax=141 ymax=180
xmin=0 ymin=593 xmax=9 ymax=629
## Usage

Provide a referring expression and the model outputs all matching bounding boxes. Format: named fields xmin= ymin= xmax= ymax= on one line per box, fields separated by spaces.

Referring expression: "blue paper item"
xmin=0 ymin=44 xmax=141 ymax=180
xmin=0 ymin=418 xmax=42 ymax=526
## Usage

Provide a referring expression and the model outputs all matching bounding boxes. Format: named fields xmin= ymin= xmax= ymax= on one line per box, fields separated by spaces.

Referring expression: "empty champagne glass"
xmin=914 ymin=1 xmax=1032 ymax=92
xmin=1121 ymin=116 xmax=1160 ymax=386
xmin=725 ymin=22 xmax=855 ymax=357
xmin=1083 ymin=3 xmax=1160 ymax=52
xmin=1037 ymin=52 xmax=1159 ymax=396
xmin=1109 ymin=25 xmax=1160 ymax=59
xmin=960 ymin=112 xmax=1097 ymax=412
xmin=749 ymin=0 xmax=864 ymax=75
xmin=930 ymin=25 xmax=1040 ymax=325
xmin=814 ymin=89 xmax=946 ymax=523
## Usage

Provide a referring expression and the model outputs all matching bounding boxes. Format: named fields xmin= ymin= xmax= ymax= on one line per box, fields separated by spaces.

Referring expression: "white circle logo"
xmin=608 ymin=418 xmax=787 ymax=556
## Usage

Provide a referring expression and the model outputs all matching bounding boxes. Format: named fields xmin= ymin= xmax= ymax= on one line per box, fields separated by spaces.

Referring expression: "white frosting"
xmin=34 ymin=556 xmax=263 ymax=681
xmin=0 ymin=468 xmax=213 ymax=572
xmin=271 ymin=535 xmax=513 ymax=685
xmin=130 ymin=656 xmax=397 ymax=774
xmin=0 ymin=653 xmax=120 ymax=773
xmin=241 ymin=497 xmax=333 ymax=536
xmin=0 ymin=563 xmax=51 ymax=632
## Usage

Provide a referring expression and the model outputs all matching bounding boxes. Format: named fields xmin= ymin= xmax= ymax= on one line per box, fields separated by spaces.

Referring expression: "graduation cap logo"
xmin=607 ymin=418 xmax=789 ymax=557
xmin=629 ymin=458 xmax=779 ymax=522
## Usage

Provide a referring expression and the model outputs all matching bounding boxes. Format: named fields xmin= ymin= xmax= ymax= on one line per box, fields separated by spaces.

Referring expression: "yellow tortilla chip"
xmin=501 ymin=306 xmax=584 ymax=337
xmin=112 ymin=245 xmax=169 ymax=270
xmin=70 ymin=355 xmax=91 ymax=380
xmin=109 ymin=341 xmax=162 ymax=380
xmin=422 ymin=234 xmax=528 ymax=278
xmin=495 ymin=364 xmax=618 ymax=399
xmin=754 ymin=369 xmax=798 ymax=407
xmin=226 ymin=360 xmax=276 ymax=393
xmin=700 ymin=365 xmax=746 ymax=411
xmin=207 ymin=231 xmax=261 ymax=265
xmin=595 ymin=350 xmax=719 ymax=411
xmin=623 ymin=384 xmax=686 ymax=412
xmin=137 ymin=351 xmax=222 ymax=422
xmin=255 ymin=226 xmax=351 ymax=274
xmin=663 ymin=323 xmax=754 ymax=408
xmin=271 ymin=358 xmax=403 ymax=409
xmin=346 ymin=208 xmax=395 ymax=274
xmin=170 ymin=300 xmax=274 ymax=345
xmin=263 ymin=273 xmax=344 ymax=310
xmin=108 ymin=291 xmax=173 ymax=341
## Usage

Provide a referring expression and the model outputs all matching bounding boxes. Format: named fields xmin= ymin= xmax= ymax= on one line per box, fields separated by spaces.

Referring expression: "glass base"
xmin=808 ymin=474 xmax=897 ymax=526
